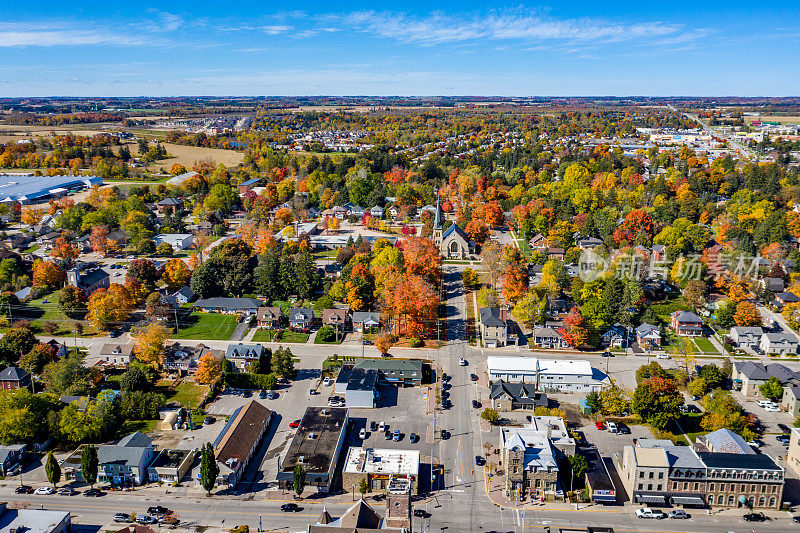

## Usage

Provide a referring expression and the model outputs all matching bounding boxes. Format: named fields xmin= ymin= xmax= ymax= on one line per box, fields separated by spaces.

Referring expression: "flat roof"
xmin=0 ymin=174 xmax=102 ymax=203
xmin=344 ymin=447 xmax=420 ymax=477
xmin=537 ymin=359 xmax=592 ymax=376
xmin=0 ymin=507 xmax=70 ymax=533
xmin=487 ymin=355 xmax=538 ymax=373
xmin=280 ymin=407 xmax=347 ymax=476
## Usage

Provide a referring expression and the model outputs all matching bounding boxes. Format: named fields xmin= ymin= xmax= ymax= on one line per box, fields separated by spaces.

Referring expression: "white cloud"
xmin=340 ymin=10 xmax=694 ymax=47
xmin=0 ymin=24 xmax=147 ymax=47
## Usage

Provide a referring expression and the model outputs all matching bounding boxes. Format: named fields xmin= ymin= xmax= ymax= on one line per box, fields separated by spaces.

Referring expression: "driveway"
xmin=229 ymin=320 xmax=250 ymax=341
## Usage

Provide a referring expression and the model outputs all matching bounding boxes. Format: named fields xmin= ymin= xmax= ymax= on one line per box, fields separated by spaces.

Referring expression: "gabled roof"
xmin=700 ymin=428 xmax=754 ymax=455
xmin=157 ymin=197 xmax=183 ymax=206
xmin=338 ymin=499 xmax=382 ymax=529
xmin=215 ymin=400 xmax=272 ymax=466
xmin=225 ymin=343 xmax=264 ymax=360
xmin=442 ymin=222 xmax=468 ymax=241
xmin=193 ymin=297 xmax=263 ymax=311
xmin=489 ymin=380 xmax=541 ymax=403
xmin=730 ymin=326 xmax=763 ymax=336
xmin=777 ymin=291 xmax=800 ymax=303
xmin=0 ymin=366 xmax=29 ymax=381
xmin=257 ymin=306 xmax=282 ymax=320
xmin=118 ymin=431 xmax=152 ymax=448
xmin=636 ymin=323 xmax=660 ymax=337
xmin=479 ymin=307 xmax=506 ymax=327
xmin=288 ymin=307 xmax=313 ymax=321
xmin=174 ymin=286 xmax=195 ymax=300
xmin=352 ymin=311 xmax=380 ymax=323
xmin=671 ymin=310 xmax=703 ymax=324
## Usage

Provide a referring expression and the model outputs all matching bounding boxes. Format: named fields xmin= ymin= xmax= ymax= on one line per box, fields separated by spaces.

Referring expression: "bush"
xmin=316 ymin=326 xmax=337 ymax=343
xmin=409 ymin=338 xmax=423 ymax=348
xmin=156 ymin=243 xmax=174 ymax=256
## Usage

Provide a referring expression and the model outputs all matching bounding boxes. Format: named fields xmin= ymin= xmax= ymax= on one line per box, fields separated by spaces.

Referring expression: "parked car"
xmin=635 ymin=508 xmax=666 ymax=519
xmin=606 ymin=421 xmax=618 ymax=433
xmin=281 ymin=503 xmax=302 ymax=512
xmin=378 ymin=421 xmax=386 ymax=432
xmin=393 ymin=429 xmax=401 ymax=441
xmin=765 ymin=404 xmax=781 ymax=412
xmin=743 ymin=512 xmax=769 ymax=522
xmin=617 ymin=423 xmax=631 ymax=434
xmin=258 ymin=390 xmax=267 ymax=399
xmin=440 ymin=430 xmax=451 ymax=440
xmin=472 ymin=400 xmax=482 ymax=409
xmin=470 ymin=374 xmax=478 ymax=381
xmin=413 ymin=509 xmax=428 ymax=518
xmin=289 ymin=420 xmax=300 ymax=428
xmin=656 ymin=353 xmax=670 ymax=359
xmin=792 ymin=515 xmax=800 ymax=523
xmin=34 ymin=486 xmax=53 ymax=495
xmin=204 ymin=416 xmax=215 ymax=425
xmin=441 ymin=373 xmax=448 ymax=382
xmin=475 ymin=456 xmax=485 ymax=466
xmin=114 ymin=513 xmax=133 ymax=523
xmin=148 ymin=506 xmax=170 ymax=516
xmin=594 ymin=421 xmax=605 ymax=430
xmin=384 ymin=431 xmax=393 ymax=440
xmin=84 ymin=488 xmax=104 ymax=497
xmin=757 ymin=400 xmax=774 ymax=408
xmin=410 ymin=432 xmax=419 ymax=443
xmin=668 ymin=510 xmax=690 ymax=519
xmin=267 ymin=390 xmax=277 ymax=400
xmin=459 ymin=358 xmax=467 ymax=366
xmin=322 ymin=377 xmax=332 ymax=386
xmin=747 ymin=440 xmax=760 ymax=448
xmin=137 ymin=516 xmax=158 ymax=525
xmin=15 ymin=485 xmax=33 ymax=494
xmin=359 ymin=428 xmax=367 ymax=440
xmin=362 ymin=340 xmax=373 ymax=345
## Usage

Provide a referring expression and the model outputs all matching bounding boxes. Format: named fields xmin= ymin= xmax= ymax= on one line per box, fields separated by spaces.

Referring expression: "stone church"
xmin=432 ymin=198 xmax=471 ymax=259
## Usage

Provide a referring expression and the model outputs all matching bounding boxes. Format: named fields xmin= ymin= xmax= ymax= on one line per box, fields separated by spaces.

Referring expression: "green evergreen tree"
xmin=200 ymin=442 xmax=219 ymax=495
xmin=293 ymin=464 xmax=306 ymax=496
xmin=81 ymin=444 xmax=99 ymax=487
xmin=45 ymin=451 xmax=61 ymax=488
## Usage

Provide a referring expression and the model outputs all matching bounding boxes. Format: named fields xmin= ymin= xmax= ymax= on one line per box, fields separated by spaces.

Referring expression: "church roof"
xmin=442 ymin=223 xmax=468 ymax=241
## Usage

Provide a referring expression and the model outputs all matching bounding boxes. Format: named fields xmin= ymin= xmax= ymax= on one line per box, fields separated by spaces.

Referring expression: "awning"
xmin=592 ymin=494 xmax=617 ymax=502
xmin=671 ymin=496 xmax=706 ymax=506
xmin=637 ymin=494 xmax=666 ymax=504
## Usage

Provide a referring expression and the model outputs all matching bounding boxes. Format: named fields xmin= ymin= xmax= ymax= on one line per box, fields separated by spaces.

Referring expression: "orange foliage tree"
xmin=162 ymin=258 xmax=192 ymax=291
xmin=87 ymin=284 xmax=134 ymax=331
xmin=502 ymin=264 xmax=528 ymax=305
xmin=390 ymin=275 xmax=439 ymax=338
xmin=733 ymin=301 xmax=762 ymax=327
xmin=401 ymin=237 xmax=441 ymax=285
xmin=196 ymin=353 xmax=222 ymax=384
xmin=32 ymin=260 xmax=64 ymax=290
xmin=49 ymin=237 xmax=79 ymax=260
xmin=559 ymin=306 xmax=589 ymax=348
xmin=612 ymin=209 xmax=655 ymax=245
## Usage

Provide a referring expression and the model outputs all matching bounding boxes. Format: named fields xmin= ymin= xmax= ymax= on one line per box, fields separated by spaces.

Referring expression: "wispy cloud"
xmin=339 ymin=10 xmax=694 ymax=47
xmin=0 ymin=23 xmax=149 ymax=47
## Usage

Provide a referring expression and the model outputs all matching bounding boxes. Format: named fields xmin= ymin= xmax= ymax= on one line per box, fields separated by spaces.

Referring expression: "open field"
xmin=144 ymin=142 xmax=245 ymax=171
xmin=173 ymin=311 xmax=238 ymax=340
xmin=744 ymin=115 xmax=800 ymax=124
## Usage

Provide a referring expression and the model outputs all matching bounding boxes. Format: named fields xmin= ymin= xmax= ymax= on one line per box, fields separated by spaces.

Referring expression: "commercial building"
xmin=787 ymin=427 xmax=800 ymax=476
xmin=487 ymin=357 xmax=607 ymax=392
xmin=213 ymin=400 xmax=273 ymax=488
xmin=0 ymin=502 xmax=70 ymax=533
xmin=225 ymin=343 xmax=266 ymax=371
xmin=0 ymin=174 xmax=102 ymax=204
xmin=700 ymin=452 xmax=784 ymax=509
xmin=583 ymin=447 xmax=617 ymax=504
xmin=279 ymin=407 xmax=348 ymax=493
xmin=352 ymin=358 xmax=424 ymax=387
xmin=342 ymin=447 xmax=420 ymax=494
xmin=154 ymin=233 xmax=194 ymax=250
xmin=66 ymin=264 xmax=110 ymax=295
xmin=148 ymin=448 xmax=195 ymax=484
xmin=334 ymin=367 xmax=378 ymax=408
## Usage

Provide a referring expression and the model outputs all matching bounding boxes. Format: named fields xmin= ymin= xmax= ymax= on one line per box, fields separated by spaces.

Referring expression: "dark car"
xmin=440 ymin=430 xmax=451 ymax=440
xmin=281 ymin=503 xmax=302 ymax=512
xmin=472 ymin=400 xmax=482 ymax=409
xmin=137 ymin=516 xmax=157 ymax=525
xmin=109 ymin=329 xmax=121 ymax=338
xmin=475 ymin=456 xmax=485 ymax=466
xmin=743 ymin=512 xmax=769 ymax=522
xmin=409 ymin=432 xmax=419 ymax=443
xmin=148 ymin=506 xmax=170 ymax=516
xmin=259 ymin=390 xmax=267 ymax=399
xmin=441 ymin=373 xmax=448 ymax=382
xmin=617 ymin=423 xmax=631 ymax=434
xmin=470 ymin=374 xmax=478 ymax=381
xmin=204 ymin=416 xmax=215 ymax=425
xmin=370 ymin=421 xmax=378 ymax=431
xmin=792 ymin=515 xmax=800 ymax=523
xmin=84 ymin=488 xmax=104 ymax=497
xmin=15 ymin=485 xmax=33 ymax=494
xmin=601 ymin=351 xmax=612 ymax=357
xmin=362 ymin=340 xmax=373 ymax=345
xmin=413 ymin=509 xmax=429 ymax=518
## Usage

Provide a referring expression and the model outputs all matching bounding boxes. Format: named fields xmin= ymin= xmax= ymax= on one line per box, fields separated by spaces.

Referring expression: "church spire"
xmin=434 ymin=190 xmax=442 ymax=230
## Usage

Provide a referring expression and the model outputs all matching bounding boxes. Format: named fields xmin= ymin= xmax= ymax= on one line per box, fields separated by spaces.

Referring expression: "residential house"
xmin=733 ymin=361 xmax=800 ymax=397
xmin=760 ymin=332 xmax=799 ymax=355
xmin=164 ymin=343 xmax=222 ymax=375
xmin=369 ymin=206 xmax=384 ymax=219
xmin=529 ymin=234 xmax=548 ymax=252
xmin=576 ymin=236 xmax=603 ymax=251
xmin=66 ymin=264 xmax=110 ymax=296
xmin=322 ymin=308 xmax=349 ymax=334
xmin=775 ymin=291 xmax=800 ymax=308
xmin=0 ymin=444 xmax=25 ymax=475
xmin=729 ymin=326 xmax=763 ymax=349
xmin=148 ymin=448 xmax=195 ymax=484
xmin=761 ymin=277 xmax=785 ymax=293
xmin=531 ymin=327 xmax=569 ymax=349
xmin=349 ymin=206 xmax=366 ymax=218
xmin=64 ymin=432 xmax=154 ymax=486
xmin=46 ymin=339 xmax=68 ymax=359
xmin=651 ymin=244 xmax=666 ymax=262
xmin=479 ymin=307 xmax=511 ymax=347
xmin=153 ymin=233 xmax=194 ymax=250
xmin=212 ymin=400 xmax=273 ymax=488
xmin=225 ymin=343 xmax=265 ymax=371
xmin=670 ymin=310 xmax=704 ymax=337
xmin=782 ymin=386 xmax=800 ymax=417
xmin=193 ymin=297 xmax=263 ymax=315
xmin=332 ymin=206 xmax=348 ymax=220
xmin=156 ymin=197 xmax=184 ymax=214
xmin=257 ymin=306 xmax=283 ymax=329
xmin=635 ymin=323 xmax=661 ymax=348
xmin=99 ymin=343 xmax=135 ymax=366
xmin=288 ymin=307 xmax=314 ymax=330
xmin=601 ymin=323 xmax=628 ymax=348
xmin=527 ymin=263 xmax=543 ymax=286
xmin=37 ymin=231 xmax=61 ymax=247
xmin=237 ymin=178 xmax=260 ymax=194
xmin=351 ymin=311 xmax=380 ymax=333
xmin=546 ymin=247 xmax=565 ymax=260
xmin=172 ymin=286 xmax=195 ymax=305
xmin=0 ymin=367 xmax=30 ymax=390
xmin=489 ymin=380 xmax=548 ymax=411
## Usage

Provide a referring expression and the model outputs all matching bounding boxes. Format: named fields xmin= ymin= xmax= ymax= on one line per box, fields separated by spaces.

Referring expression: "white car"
xmin=359 ymin=428 xmax=367 ymax=440
xmin=765 ymin=404 xmax=781 ymax=412
xmin=606 ymin=421 xmax=618 ymax=433
xmin=34 ymin=486 xmax=54 ymax=495
xmin=635 ymin=508 xmax=666 ymax=519
xmin=322 ymin=377 xmax=332 ymax=387
xmin=757 ymin=400 xmax=774 ymax=408
xmin=378 ymin=421 xmax=386 ymax=432
xmin=459 ymin=358 xmax=467 ymax=366
xmin=656 ymin=354 xmax=670 ymax=360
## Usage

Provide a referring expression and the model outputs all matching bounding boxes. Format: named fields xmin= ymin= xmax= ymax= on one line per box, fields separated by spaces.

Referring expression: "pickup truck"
xmin=635 ymin=508 xmax=666 ymax=519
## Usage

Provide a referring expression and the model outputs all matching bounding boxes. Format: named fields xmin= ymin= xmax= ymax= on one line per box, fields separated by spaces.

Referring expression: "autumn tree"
xmin=374 ymin=332 xmax=395 ymax=355
xmin=461 ymin=267 xmax=478 ymax=289
xmin=682 ymin=280 xmax=707 ymax=311
xmin=133 ymin=323 xmax=169 ymax=367
xmin=480 ymin=241 xmax=504 ymax=289
xmin=89 ymin=225 xmax=111 ymax=256
xmin=32 ymin=260 xmax=64 ymax=290
xmin=162 ymin=258 xmax=192 ymax=291
xmin=502 ymin=263 xmax=528 ymax=305
xmin=632 ymin=376 xmax=684 ymax=430
xmin=733 ymin=301 xmax=762 ymax=327
xmin=87 ymin=284 xmax=133 ymax=331
xmin=49 ymin=237 xmax=79 ymax=260
xmin=21 ymin=206 xmax=45 ymax=226
xmin=195 ymin=353 xmax=223 ymax=384
xmin=559 ymin=307 xmax=589 ymax=348
xmin=612 ymin=209 xmax=655 ymax=245
xmin=401 ymin=237 xmax=441 ymax=285
xmin=57 ymin=285 xmax=87 ymax=318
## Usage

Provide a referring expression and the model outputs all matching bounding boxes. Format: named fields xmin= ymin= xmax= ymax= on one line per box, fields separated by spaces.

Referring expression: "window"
xmin=649 ymin=472 xmax=654 ymax=479
xmin=658 ymin=472 xmax=663 ymax=479
xmin=718 ymin=495 xmax=724 ymax=505
xmin=709 ymin=483 xmax=715 ymax=491
xmin=759 ymin=496 xmax=765 ymax=507
xmin=728 ymin=495 xmax=735 ymax=506
xmin=647 ymin=484 xmax=652 ymax=491
xmin=638 ymin=483 xmax=643 ymax=491
xmin=769 ymin=497 xmax=776 ymax=507
xmin=694 ymin=483 xmax=699 ymax=491
xmin=639 ymin=472 xmax=645 ymax=479
xmin=657 ymin=484 xmax=662 ymax=491
xmin=720 ymin=483 xmax=726 ymax=491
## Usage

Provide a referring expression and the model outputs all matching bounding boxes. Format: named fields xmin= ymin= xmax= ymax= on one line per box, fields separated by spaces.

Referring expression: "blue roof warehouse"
xmin=0 ymin=174 xmax=103 ymax=204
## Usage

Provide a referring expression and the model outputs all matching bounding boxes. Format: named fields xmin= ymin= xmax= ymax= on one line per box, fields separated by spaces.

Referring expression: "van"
xmin=606 ymin=421 xmax=618 ymax=433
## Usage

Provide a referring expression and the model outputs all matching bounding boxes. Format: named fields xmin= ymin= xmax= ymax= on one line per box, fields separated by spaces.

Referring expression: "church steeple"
xmin=433 ymin=192 xmax=442 ymax=230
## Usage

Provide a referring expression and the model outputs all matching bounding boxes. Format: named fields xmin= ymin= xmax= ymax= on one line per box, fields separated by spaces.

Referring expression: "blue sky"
xmin=1 ymin=1 xmax=799 ymax=96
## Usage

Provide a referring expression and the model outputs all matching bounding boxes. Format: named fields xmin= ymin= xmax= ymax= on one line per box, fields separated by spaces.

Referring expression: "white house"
xmin=154 ymin=233 xmax=194 ymax=250
xmin=487 ymin=356 xmax=539 ymax=383
xmin=486 ymin=356 xmax=607 ymax=393
xmin=760 ymin=332 xmax=799 ymax=356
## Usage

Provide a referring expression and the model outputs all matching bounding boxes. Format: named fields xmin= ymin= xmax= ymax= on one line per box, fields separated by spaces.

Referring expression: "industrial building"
xmin=0 ymin=174 xmax=102 ymax=204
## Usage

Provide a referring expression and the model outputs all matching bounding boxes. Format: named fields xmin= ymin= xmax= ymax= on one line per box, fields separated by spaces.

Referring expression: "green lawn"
xmin=117 ymin=419 xmax=159 ymax=437
xmin=163 ymin=381 xmax=208 ymax=407
xmin=693 ymin=337 xmax=719 ymax=353
xmin=173 ymin=312 xmax=238 ymax=340
xmin=281 ymin=331 xmax=309 ymax=343
xmin=252 ymin=329 xmax=308 ymax=343
xmin=14 ymin=294 xmax=98 ymax=336
xmin=252 ymin=329 xmax=278 ymax=342
xmin=314 ymin=335 xmax=342 ymax=345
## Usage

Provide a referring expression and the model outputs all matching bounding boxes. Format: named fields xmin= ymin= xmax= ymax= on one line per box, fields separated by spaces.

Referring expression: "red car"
xmin=289 ymin=420 xmax=300 ymax=428
xmin=594 ymin=421 xmax=605 ymax=430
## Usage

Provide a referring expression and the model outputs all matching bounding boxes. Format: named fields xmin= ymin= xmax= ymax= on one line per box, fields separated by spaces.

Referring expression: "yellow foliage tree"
xmin=195 ymin=353 xmax=222 ymax=384
xmin=162 ymin=259 xmax=192 ymax=291
xmin=86 ymin=284 xmax=133 ymax=331
xmin=133 ymin=323 xmax=169 ymax=367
